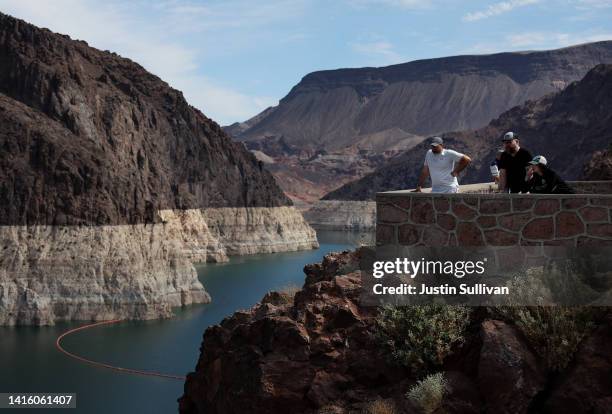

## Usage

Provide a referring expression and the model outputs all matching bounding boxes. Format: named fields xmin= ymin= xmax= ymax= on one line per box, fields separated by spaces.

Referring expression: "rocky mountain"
xmin=0 ymin=12 xmax=290 ymax=226
xmin=0 ymin=13 xmax=317 ymax=325
xmin=229 ymin=42 xmax=612 ymax=152
xmin=179 ymin=250 xmax=612 ymax=413
xmin=227 ymin=42 xmax=612 ymax=204
xmin=325 ymin=64 xmax=612 ymax=201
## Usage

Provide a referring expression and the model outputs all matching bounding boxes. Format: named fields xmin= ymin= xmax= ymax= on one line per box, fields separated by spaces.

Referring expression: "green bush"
xmin=492 ymin=306 xmax=600 ymax=371
xmin=375 ymin=305 xmax=471 ymax=376
xmin=406 ymin=372 xmax=448 ymax=414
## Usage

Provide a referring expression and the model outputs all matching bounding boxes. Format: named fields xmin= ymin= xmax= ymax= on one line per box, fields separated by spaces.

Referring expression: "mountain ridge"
xmin=225 ymin=41 xmax=612 ymax=205
xmin=227 ymin=40 xmax=612 ymax=151
xmin=324 ymin=63 xmax=612 ymax=200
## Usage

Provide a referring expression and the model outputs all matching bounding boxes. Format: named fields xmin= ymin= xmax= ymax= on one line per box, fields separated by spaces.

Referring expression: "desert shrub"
xmin=365 ymin=399 xmax=397 ymax=414
xmin=406 ymin=372 xmax=448 ymax=414
xmin=375 ymin=305 xmax=471 ymax=376
xmin=492 ymin=306 xmax=600 ymax=371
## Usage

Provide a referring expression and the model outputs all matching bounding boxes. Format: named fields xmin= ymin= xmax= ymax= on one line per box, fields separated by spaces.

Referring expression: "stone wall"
xmin=376 ymin=187 xmax=612 ymax=247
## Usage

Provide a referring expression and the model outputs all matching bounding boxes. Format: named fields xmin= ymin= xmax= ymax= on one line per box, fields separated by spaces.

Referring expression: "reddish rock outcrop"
xmin=179 ymin=250 xmax=407 ymax=413
xmin=543 ymin=313 xmax=612 ymax=413
xmin=477 ymin=320 xmax=546 ymax=414
xmin=180 ymin=250 xmax=612 ymax=413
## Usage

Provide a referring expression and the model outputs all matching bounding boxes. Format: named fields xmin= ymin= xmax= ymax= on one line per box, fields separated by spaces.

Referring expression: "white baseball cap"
xmin=502 ymin=131 xmax=517 ymax=141
xmin=528 ymin=155 xmax=547 ymax=166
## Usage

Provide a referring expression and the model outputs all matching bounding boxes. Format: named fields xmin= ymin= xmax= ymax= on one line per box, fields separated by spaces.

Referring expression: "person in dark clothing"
xmin=526 ymin=155 xmax=575 ymax=194
xmin=498 ymin=131 xmax=532 ymax=193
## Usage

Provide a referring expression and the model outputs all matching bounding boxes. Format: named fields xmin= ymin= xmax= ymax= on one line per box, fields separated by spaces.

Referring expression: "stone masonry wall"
xmin=376 ymin=191 xmax=612 ymax=247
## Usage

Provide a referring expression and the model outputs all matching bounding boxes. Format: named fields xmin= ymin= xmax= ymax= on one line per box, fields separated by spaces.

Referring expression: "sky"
xmin=0 ymin=0 xmax=611 ymax=125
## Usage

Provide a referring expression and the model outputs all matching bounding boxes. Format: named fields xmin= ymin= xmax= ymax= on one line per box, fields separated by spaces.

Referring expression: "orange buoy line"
xmin=55 ymin=319 xmax=186 ymax=381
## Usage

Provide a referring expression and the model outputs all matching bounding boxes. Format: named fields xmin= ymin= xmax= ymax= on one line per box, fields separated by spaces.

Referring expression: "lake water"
xmin=0 ymin=231 xmax=368 ymax=413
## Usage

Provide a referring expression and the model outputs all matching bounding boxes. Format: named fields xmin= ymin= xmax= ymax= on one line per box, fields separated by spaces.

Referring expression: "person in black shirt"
xmin=498 ymin=132 xmax=532 ymax=193
xmin=526 ymin=155 xmax=575 ymax=194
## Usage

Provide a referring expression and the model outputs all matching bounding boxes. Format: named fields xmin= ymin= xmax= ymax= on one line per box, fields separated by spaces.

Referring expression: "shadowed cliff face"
xmin=0 ymin=12 xmax=290 ymax=226
xmin=324 ymin=64 xmax=612 ymax=201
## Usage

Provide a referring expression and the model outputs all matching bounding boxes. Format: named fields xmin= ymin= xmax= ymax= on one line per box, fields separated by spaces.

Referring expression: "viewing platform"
xmin=375 ymin=181 xmax=612 ymax=247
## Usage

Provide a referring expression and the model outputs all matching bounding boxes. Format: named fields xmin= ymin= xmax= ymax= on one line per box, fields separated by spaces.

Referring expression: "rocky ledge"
xmin=179 ymin=250 xmax=612 ymax=413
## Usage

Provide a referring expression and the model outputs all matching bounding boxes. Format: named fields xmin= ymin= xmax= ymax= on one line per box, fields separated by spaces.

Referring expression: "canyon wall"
xmin=0 ymin=207 xmax=317 ymax=326
xmin=302 ymin=200 xmax=376 ymax=231
xmin=0 ymin=13 xmax=317 ymax=325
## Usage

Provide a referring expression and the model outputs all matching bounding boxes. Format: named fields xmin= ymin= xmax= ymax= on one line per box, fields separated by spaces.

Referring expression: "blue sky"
xmin=0 ymin=0 xmax=611 ymax=125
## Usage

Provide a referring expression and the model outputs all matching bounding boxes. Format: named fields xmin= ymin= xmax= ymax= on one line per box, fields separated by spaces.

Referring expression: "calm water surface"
xmin=0 ymin=231 xmax=369 ymax=413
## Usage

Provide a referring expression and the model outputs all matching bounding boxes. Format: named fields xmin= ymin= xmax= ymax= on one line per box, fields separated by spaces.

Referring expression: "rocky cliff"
xmin=302 ymin=200 xmax=376 ymax=230
xmin=325 ymin=64 xmax=612 ymax=201
xmin=0 ymin=13 xmax=317 ymax=325
xmin=179 ymin=250 xmax=612 ymax=413
xmin=583 ymin=148 xmax=612 ymax=180
xmin=227 ymin=42 xmax=612 ymax=204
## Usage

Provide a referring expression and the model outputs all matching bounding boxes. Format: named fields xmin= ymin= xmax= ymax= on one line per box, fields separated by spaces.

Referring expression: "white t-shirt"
xmin=424 ymin=148 xmax=464 ymax=192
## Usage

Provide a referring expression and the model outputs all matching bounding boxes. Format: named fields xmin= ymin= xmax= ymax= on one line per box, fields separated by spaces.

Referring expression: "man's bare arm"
xmin=452 ymin=155 xmax=471 ymax=177
xmin=413 ymin=165 xmax=429 ymax=192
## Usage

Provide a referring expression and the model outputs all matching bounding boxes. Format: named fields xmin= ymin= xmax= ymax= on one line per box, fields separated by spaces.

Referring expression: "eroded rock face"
xmin=302 ymin=200 xmax=376 ymax=231
xmin=0 ymin=13 xmax=318 ymax=324
xmin=0 ymin=207 xmax=318 ymax=325
xmin=543 ymin=313 xmax=612 ymax=413
xmin=181 ymin=250 xmax=612 ymax=413
xmin=229 ymin=42 xmax=612 ymax=154
xmin=179 ymin=250 xmax=407 ymax=414
xmin=0 ymin=12 xmax=289 ymax=227
xmin=477 ymin=320 xmax=546 ymax=414
xmin=0 ymin=223 xmax=208 ymax=325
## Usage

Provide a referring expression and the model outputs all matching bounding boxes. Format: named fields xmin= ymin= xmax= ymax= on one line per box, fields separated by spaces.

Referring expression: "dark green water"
xmin=0 ymin=231 xmax=368 ymax=413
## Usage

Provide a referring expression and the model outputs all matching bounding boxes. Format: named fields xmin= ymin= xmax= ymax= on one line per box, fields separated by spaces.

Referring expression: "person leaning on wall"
xmin=413 ymin=136 xmax=471 ymax=193
xmin=525 ymin=155 xmax=575 ymax=194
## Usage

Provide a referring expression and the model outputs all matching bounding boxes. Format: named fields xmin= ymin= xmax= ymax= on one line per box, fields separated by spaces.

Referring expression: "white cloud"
xmin=0 ymin=0 xmax=287 ymax=124
xmin=463 ymin=0 xmax=540 ymax=22
xmin=350 ymin=40 xmax=405 ymax=65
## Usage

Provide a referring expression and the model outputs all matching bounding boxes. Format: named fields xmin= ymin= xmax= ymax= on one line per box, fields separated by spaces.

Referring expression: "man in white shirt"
xmin=413 ymin=137 xmax=471 ymax=193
